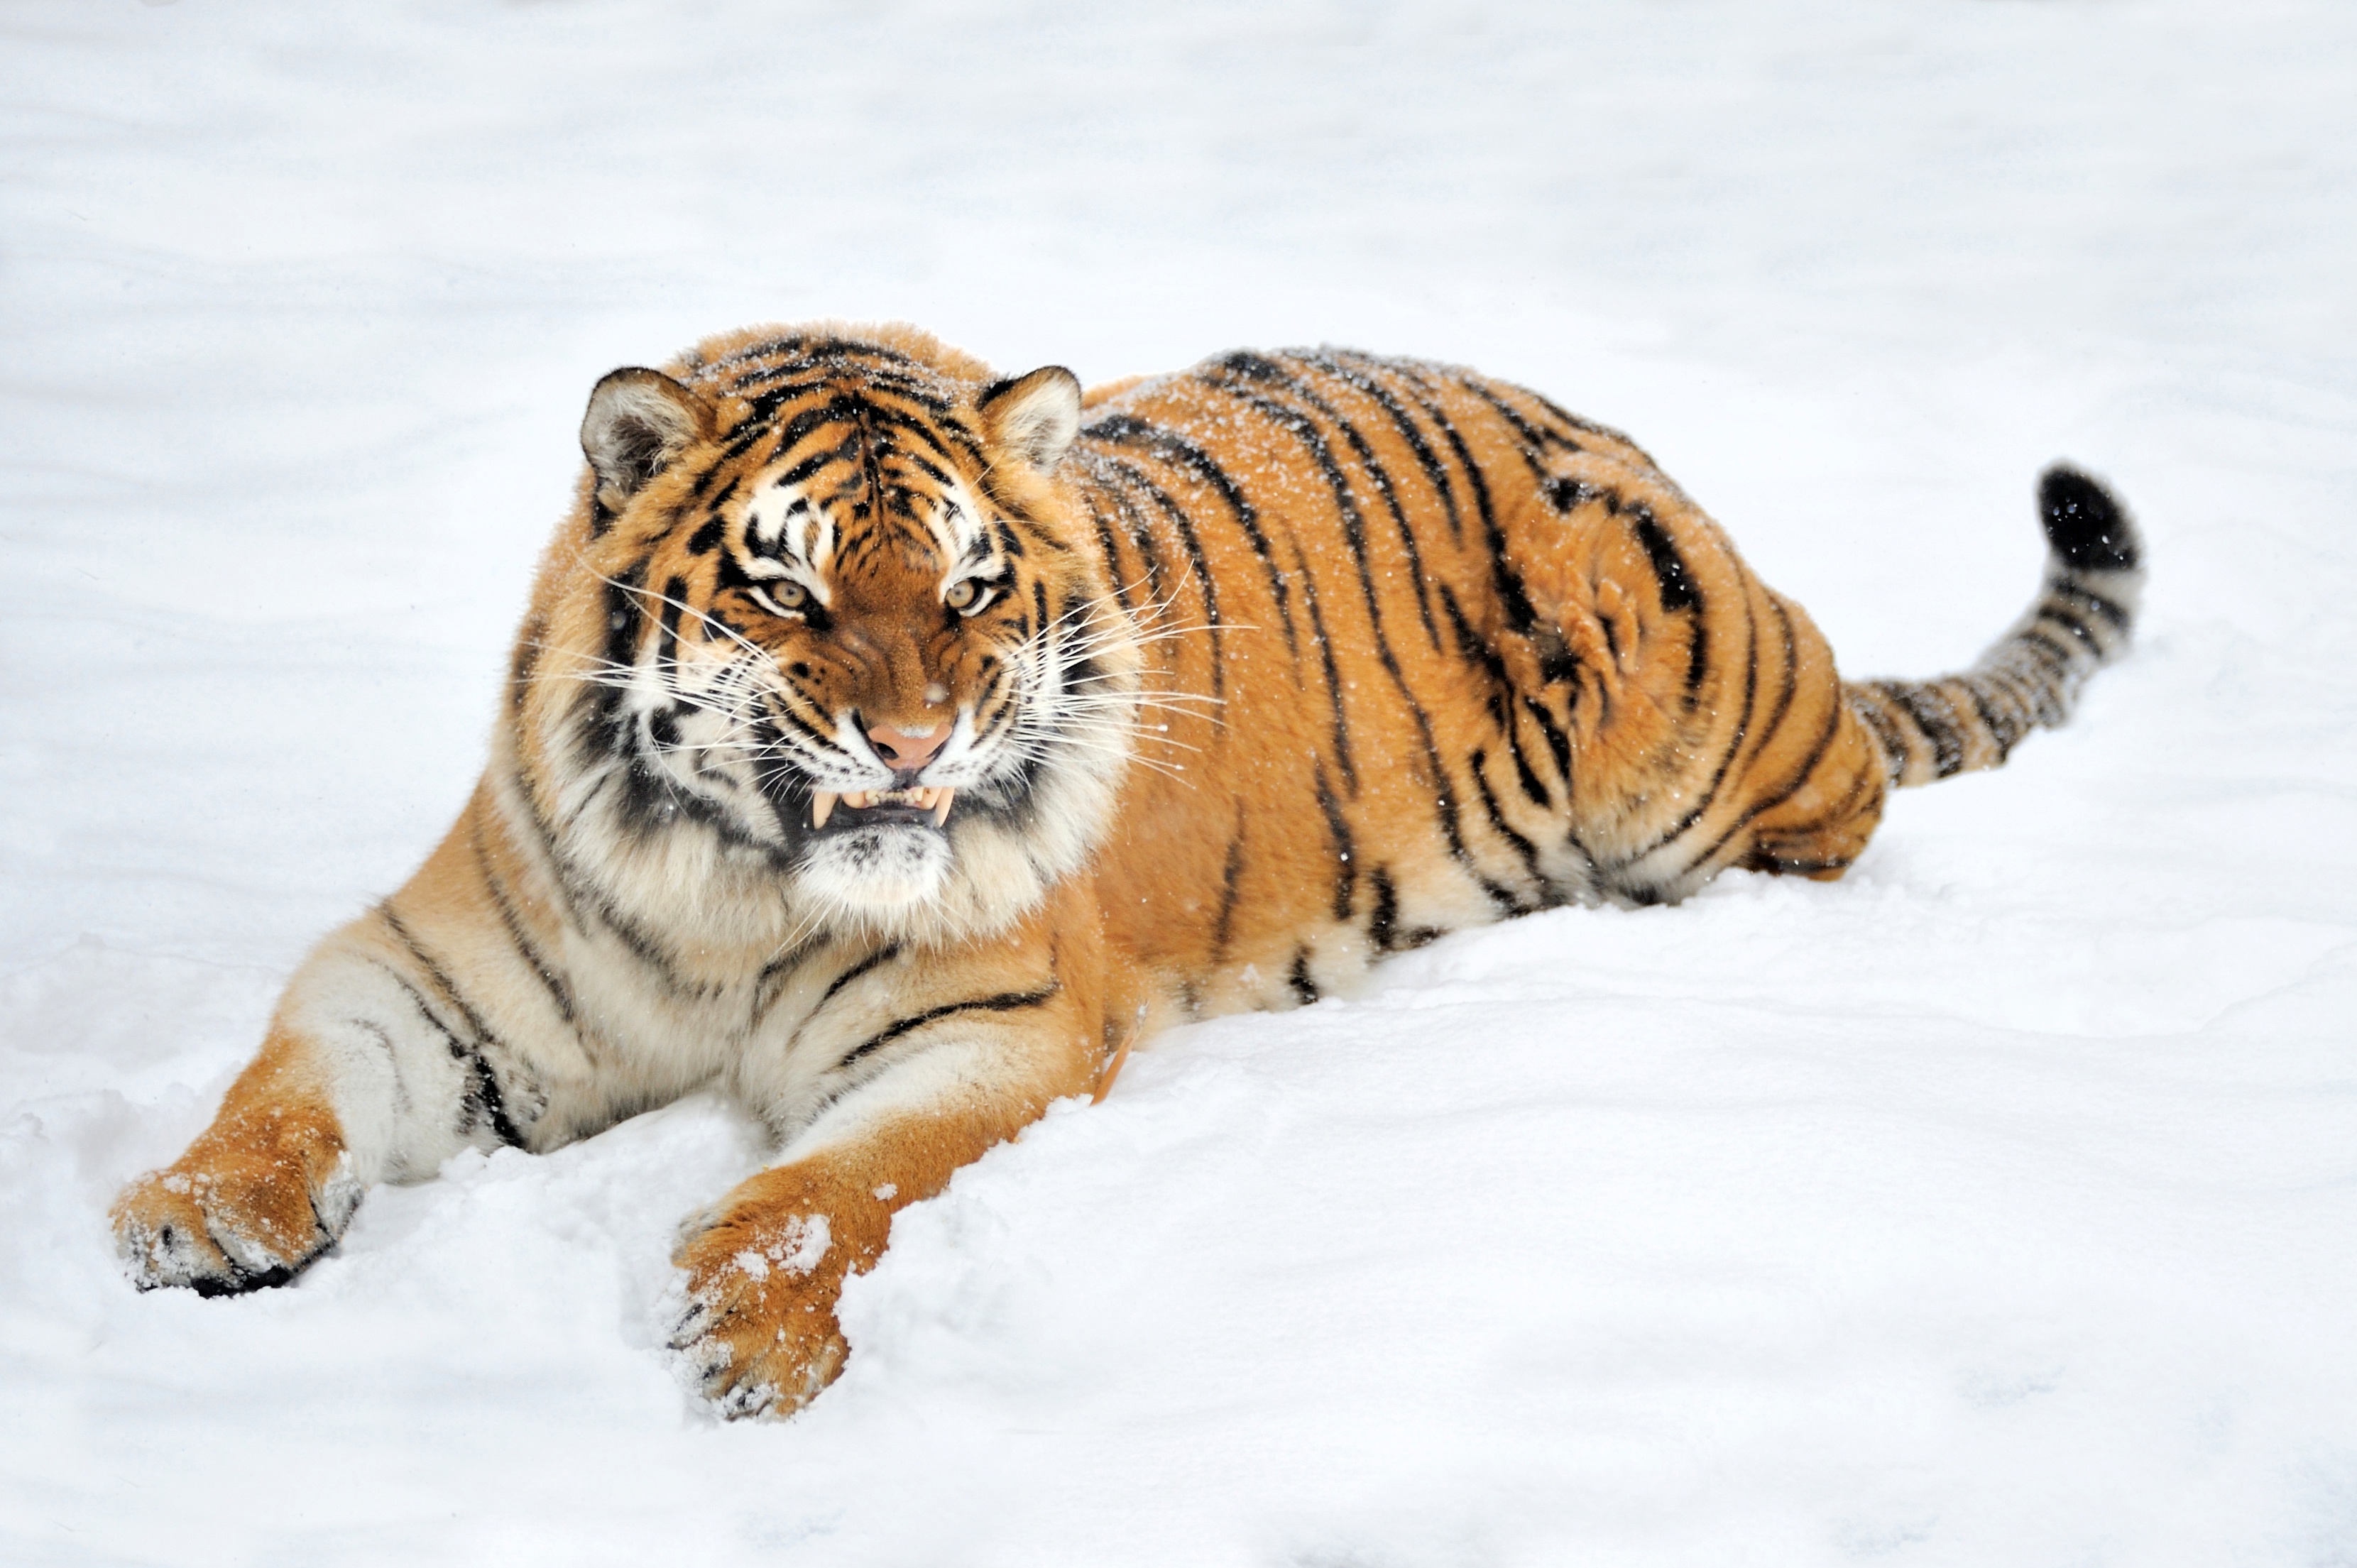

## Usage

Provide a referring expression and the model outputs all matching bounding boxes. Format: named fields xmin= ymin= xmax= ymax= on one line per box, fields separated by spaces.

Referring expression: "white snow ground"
xmin=4 ymin=1 xmax=2355 ymax=1562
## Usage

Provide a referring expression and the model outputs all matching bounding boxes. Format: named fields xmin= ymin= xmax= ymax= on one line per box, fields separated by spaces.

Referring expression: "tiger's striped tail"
xmin=1846 ymin=465 xmax=2143 ymax=789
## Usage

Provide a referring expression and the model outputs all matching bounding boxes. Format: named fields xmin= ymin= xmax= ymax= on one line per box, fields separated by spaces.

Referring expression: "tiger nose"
xmin=867 ymin=722 xmax=951 ymax=772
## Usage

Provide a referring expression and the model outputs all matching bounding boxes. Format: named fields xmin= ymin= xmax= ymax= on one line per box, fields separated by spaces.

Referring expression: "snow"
xmin=4 ymin=1 xmax=2355 ymax=1562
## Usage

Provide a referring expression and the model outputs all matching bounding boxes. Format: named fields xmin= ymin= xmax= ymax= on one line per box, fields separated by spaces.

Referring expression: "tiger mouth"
xmin=809 ymin=786 xmax=955 ymax=832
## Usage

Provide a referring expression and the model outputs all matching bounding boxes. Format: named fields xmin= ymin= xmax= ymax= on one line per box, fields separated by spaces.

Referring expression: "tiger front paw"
xmin=669 ymin=1175 xmax=875 ymax=1420
xmin=111 ymin=1118 xmax=360 ymax=1295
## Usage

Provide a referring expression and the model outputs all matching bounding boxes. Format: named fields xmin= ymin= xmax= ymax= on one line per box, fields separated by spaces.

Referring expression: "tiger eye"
xmin=945 ymin=579 xmax=979 ymax=610
xmin=771 ymin=581 xmax=809 ymax=611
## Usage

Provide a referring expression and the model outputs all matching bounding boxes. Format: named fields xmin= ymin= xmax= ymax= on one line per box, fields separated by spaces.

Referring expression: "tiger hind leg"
xmin=1495 ymin=456 xmax=2137 ymax=904
xmin=1493 ymin=447 xmax=1891 ymax=904
xmin=1731 ymin=701 xmax=1891 ymax=881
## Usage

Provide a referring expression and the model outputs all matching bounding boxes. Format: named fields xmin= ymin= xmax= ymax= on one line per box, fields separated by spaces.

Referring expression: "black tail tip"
xmin=2038 ymin=464 xmax=2139 ymax=573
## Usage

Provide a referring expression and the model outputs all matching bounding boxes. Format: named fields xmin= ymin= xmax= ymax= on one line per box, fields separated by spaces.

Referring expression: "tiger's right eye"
xmin=759 ymin=581 xmax=809 ymax=615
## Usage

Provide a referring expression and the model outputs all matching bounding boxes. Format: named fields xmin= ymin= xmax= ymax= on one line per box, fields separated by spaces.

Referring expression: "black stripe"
xmin=1087 ymin=454 xmax=1230 ymax=698
xmin=1284 ymin=525 xmax=1359 ymax=794
xmin=1421 ymin=589 xmax=1519 ymax=908
xmin=1849 ymin=689 xmax=1911 ymax=777
xmin=507 ymin=755 xmax=698 ymax=997
xmin=1887 ymin=683 xmax=1967 ymax=778
xmin=1978 ymin=667 xmax=2042 ymax=729
xmin=699 ymin=473 xmax=742 ymax=522
xmin=349 ymin=1019 xmax=412 ymax=1118
xmin=1626 ymin=505 xmax=1709 ymax=706
xmin=1205 ymin=375 xmax=1407 ymax=791
xmin=1287 ymin=950 xmax=1320 ymax=1007
xmin=1663 ymin=594 xmax=1798 ymax=883
xmin=838 ymin=983 xmax=1061 ymax=1070
xmin=379 ymin=909 xmax=505 ymax=1060
xmin=1311 ymin=379 xmax=1446 ymax=655
xmin=1448 ymin=372 xmax=1590 ymax=466
xmin=1084 ymin=414 xmax=1294 ymax=657
xmin=1617 ymin=571 xmax=1760 ymax=870
xmin=1223 ymin=354 xmax=1444 ymax=654
xmin=1686 ymin=681 xmax=1852 ymax=869
xmin=1756 ymin=598 xmax=1802 ymax=765
xmin=748 ymin=931 xmax=833 ymax=1035
xmin=1962 ymin=680 xmax=2020 ymax=763
xmin=365 ymin=948 xmax=525 ymax=1151
xmin=1523 ymin=696 xmax=1571 ymax=785
xmin=655 ymin=575 xmax=688 ymax=671
xmin=1085 ymin=468 xmax=1170 ymax=607
xmin=1081 ymin=494 xmax=1137 ymax=620
xmin=1213 ymin=363 xmax=1484 ymax=812
xmin=584 ymin=561 xmax=649 ymax=766
xmin=1366 ymin=865 xmax=1400 ymax=952
xmin=1210 ymin=806 xmax=1247 ymax=963
xmin=468 ymin=812 xmax=581 ymax=1038
xmin=1756 ymin=753 xmax=1880 ymax=856
xmin=784 ymin=941 xmax=903 ymax=1034
xmin=365 ymin=960 xmax=471 ymax=1087
xmin=2047 ymin=578 xmax=2129 ymax=628
xmin=1316 ymin=767 xmax=1357 ymax=921
xmin=714 ymin=419 xmax=782 ymax=471
xmin=2033 ymin=600 xmax=2103 ymax=653
xmin=1324 ymin=351 xmax=1468 ymax=544
xmin=1466 ymin=749 xmax=1545 ymax=904
xmin=1387 ymin=368 xmax=1533 ymax=637
xmin=1499 ymin=707 xmax=1549 ymax=808
xmin=2015 ymin=627 xmax=2081 ymax=671
xmin=771 ymin=435 xmax=856 ymax=493
xmin=1626 ymin=506 xmax=1700 ymax=613
xmin=1519 ymin=386 xmax=1609 ymax=440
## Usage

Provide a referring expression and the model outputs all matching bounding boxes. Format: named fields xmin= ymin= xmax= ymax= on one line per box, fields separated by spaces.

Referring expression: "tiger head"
xmin=530 ymin=324 xmax=1139 ymax=944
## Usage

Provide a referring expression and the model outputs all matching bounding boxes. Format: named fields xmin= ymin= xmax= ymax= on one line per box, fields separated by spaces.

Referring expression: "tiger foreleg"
xmin=669 ymin=988 xmax=1105 ymax=1418
xmin=109 ymin=1019 xmax=361 ymax=1294
xmin=111 ymin=881 xmax=550 ymax=1294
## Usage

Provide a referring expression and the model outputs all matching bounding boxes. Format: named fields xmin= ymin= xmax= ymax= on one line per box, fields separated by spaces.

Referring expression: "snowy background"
xmin=4 ymin=1 xmax=2355 ymax=1563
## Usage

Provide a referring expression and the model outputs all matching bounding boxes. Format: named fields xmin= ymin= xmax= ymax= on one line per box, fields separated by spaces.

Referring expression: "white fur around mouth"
xmin=810 ymin=786 xmax=955 ymax=829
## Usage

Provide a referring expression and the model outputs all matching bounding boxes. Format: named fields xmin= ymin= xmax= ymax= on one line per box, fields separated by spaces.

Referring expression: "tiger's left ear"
xmin=980 ymin=366 xmax=1082 ymax=475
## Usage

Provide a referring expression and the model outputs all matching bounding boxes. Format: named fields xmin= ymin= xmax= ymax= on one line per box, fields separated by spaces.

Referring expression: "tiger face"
xmin=557 ymin=331 xmax=1137 ymax=938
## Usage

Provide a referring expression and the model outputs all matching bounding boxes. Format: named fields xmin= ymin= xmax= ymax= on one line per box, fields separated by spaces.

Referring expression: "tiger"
xmin=109 ymin=322 xmax=2143 ymax=1417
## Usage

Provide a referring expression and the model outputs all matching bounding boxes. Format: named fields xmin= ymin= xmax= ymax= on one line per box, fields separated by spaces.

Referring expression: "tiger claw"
xmin=112 ymin=1152 xmax=356 ymax=1297
xmin=715 ymin=1378 xmax=781 ymax=1422
xmin=667 ymin=1298 xmax=718 ymax=1353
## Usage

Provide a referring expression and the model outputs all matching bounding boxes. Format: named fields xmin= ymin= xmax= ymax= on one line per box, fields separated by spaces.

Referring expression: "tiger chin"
xmin=111 ymin=321 xmax=2143 ymax=1417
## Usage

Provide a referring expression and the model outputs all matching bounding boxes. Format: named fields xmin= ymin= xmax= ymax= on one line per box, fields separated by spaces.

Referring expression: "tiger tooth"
xmin=932 ymin=788 xmax=955 ymax=827
xmin=811 ymin=791 xmax=836 ymax=830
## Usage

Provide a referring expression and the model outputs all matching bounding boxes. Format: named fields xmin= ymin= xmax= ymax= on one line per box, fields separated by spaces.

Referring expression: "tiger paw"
xmin=111 ymin=1122 xmax=360 ymax=1295
xmin=669 ymin=1187 xmax=861 ymax=1420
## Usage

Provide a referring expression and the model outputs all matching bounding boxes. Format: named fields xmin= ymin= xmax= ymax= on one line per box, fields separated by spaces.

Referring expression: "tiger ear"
xmin=580 ymin=367 xmax=714 ymax=510
xmin=979 ymin=366 xmax=1082 ymax=475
